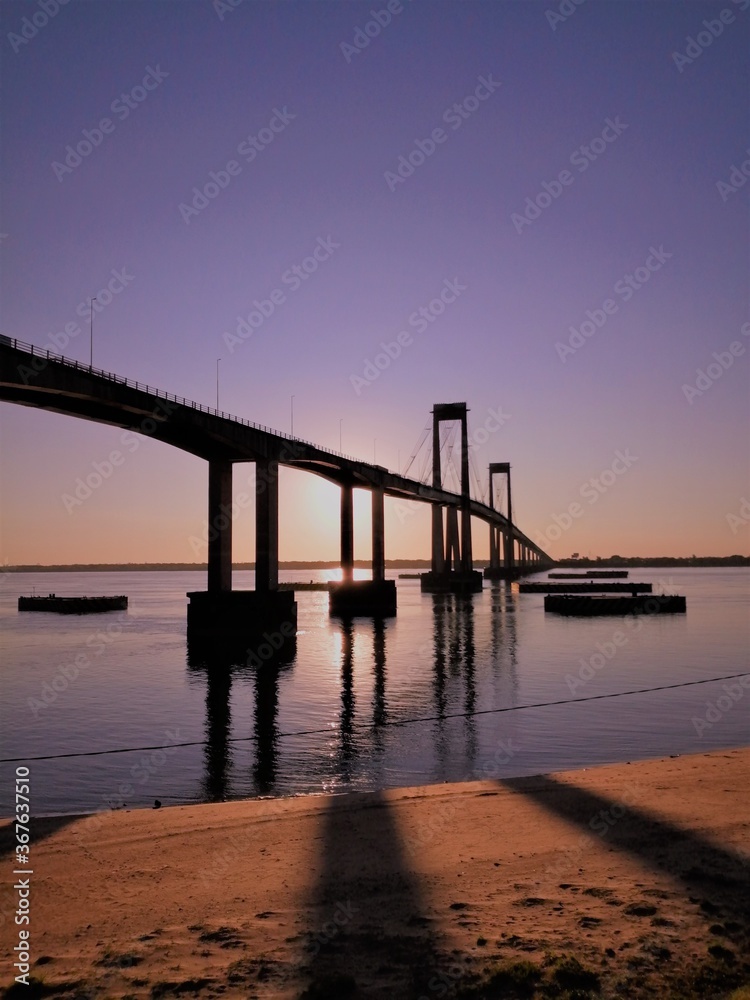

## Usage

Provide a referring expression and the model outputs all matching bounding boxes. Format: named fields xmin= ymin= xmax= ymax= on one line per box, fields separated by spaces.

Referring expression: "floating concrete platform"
xmin=544 ymin=594 xmax=686 ymax=616
xmin=420 ymin=571 xmax=483 ymax=594
xmin=329 ymin=579 xmax=397 ymax=617
xmin=187 ymin=590 xmax=297 ymax=646
xmin=549 ymin=571 xmax=629 ymax=579
xmin=18 ymin=594 xmax=128 ymax=614
xmin=520 ymin=582 xmax=652 ymax=594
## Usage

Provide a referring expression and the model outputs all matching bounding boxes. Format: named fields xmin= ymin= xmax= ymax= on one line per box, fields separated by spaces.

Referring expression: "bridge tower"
xmin=484 ymin=462 xmax=517 ymax=580
xmin=421 ymin=403 xmax=483 ymax=594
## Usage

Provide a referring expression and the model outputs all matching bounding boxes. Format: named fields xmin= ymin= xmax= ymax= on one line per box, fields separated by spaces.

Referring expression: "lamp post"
xmin=291 ymin=395 xmax=295 ymax=436
xmin=89 ymin=297 xmax=96 ymax=367
xmin=339 ymin=418 xmax=343 ymax=453
xmin=216 ymin=358 xmax=221 ymax=410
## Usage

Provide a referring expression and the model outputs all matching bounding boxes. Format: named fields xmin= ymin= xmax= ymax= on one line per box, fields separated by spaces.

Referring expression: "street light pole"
xmin=216 ymin=358 xmax=221 ymax=410
xmin=291 ymin=395 xmax=295 ymax=436
xmin=339 ymin=418 xmax=343 ymax=452
xmin=89 ymin=297 xmax=96 ymax=366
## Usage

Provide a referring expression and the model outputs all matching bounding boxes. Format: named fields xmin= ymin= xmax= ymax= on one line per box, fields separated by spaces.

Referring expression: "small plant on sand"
xmin=455 ymin=959 xmax=541 ymax=998
xmin=96 ymin=949 xmax=143 ymax=968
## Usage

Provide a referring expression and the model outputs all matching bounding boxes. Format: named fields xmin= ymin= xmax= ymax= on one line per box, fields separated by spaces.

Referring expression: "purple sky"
xmin=1 ymin=0 xmax=748 ymax=564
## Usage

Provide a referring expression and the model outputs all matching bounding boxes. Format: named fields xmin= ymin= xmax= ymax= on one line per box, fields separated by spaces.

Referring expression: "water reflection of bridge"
xmin=188 ymin=582 xmax=521 ymax=800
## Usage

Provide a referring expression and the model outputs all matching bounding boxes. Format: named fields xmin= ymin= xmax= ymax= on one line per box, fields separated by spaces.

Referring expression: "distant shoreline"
xmin=3 ymin=556 xmax=748 ymax=572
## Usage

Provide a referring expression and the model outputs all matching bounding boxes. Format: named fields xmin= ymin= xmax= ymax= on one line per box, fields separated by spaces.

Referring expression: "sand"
xmin=1 ymin=748 xmax=749 ymax=999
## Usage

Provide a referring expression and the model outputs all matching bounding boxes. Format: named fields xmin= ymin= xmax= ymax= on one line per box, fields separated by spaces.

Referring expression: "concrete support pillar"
xmin=207 ymin=459 xmax=232 ymax=593
xmin=255 ymin=458 xmax=279 ymax=592
xmin=489 ymin=524 xmax=500 ymax=570
xmin=506 ymin=475 xmax=515 ymax=574
xmin=445 ymin=507 xmax=461 ymax=572
xmin=506 ymin=535 xmax=515 ymax=571
xmin=432 ymin=506 xmax=445 ymax=573
xmin=372 ymin=485 xmax=385 ymax=582
xmin=460 ymin=413 xmax=472 ymax=573
xmin=341 ymin=483 xmax=354 ymax=583
xmin=431 ymin=415 xmax=444 ymax=574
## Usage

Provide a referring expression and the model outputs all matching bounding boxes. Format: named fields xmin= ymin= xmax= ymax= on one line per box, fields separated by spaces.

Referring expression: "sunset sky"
xmin=1 ymin=0 xmax=748 ymax=565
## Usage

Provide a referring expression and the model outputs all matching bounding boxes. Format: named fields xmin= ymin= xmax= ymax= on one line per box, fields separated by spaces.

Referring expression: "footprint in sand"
xmin=624 ymin=903 xmax=657 ymax=917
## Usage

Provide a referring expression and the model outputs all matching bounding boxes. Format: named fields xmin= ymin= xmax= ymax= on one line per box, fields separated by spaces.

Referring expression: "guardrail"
xmin=2 ymin=336 xmax=550 ymax=557
xmin=2 ymin=336 xmax=365 ymax=464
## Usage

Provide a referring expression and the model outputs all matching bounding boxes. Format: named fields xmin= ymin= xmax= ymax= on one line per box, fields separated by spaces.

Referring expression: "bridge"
xmin=0 ymin=338 xmax=552 ymax=639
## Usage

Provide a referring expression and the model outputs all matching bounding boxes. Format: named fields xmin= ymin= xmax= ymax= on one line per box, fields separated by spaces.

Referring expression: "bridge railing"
xmin=3 ymin=336 xmax=366 ymax=465
xmin=3 ymin=336 xmax=550 ymax=558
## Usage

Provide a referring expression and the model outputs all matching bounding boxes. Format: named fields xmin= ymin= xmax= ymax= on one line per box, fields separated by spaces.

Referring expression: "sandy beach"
xmin=1 ymin=747 xmax=749 ymax=999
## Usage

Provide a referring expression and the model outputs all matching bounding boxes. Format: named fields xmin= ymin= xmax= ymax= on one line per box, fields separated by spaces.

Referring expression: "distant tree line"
xmin=6 ymin=555 xmax=748 ymax=572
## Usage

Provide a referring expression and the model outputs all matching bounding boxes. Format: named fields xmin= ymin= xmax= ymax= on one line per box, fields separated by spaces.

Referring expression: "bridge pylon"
xmin=484 ymin=462 xmax=519 ymax=580
xmin=329 ymin=480 xmax=398 ymax=617
xmin=421 ymin=403 xmax=483 ymax=594
xmin=187 ymin=456 xmax=297 ymax=651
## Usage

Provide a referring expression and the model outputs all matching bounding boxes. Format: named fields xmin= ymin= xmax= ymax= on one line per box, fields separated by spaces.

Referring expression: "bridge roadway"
xmin=1 ymin=339 xmax=551 ymax=632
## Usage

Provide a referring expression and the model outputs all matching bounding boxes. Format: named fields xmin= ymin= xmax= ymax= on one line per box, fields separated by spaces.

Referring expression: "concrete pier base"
xmin=420 ymin=570 xmax=483 ymax=594
xmin=329 ymin=579 xmax=397 ymax=617
xmin=483 ymin=566 xmax=523 ymax=581
xmin=187 ymin=590 xmax=297 ymax=649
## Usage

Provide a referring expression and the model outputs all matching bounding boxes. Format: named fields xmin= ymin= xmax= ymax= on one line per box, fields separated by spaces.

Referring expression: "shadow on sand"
xmin=300 ymin=789 xmax=453 ymax=1000
xmin=500 ymin=770 xmax=750 ymax=930
xmin=0 ymin=813 xmax=83 ymax=862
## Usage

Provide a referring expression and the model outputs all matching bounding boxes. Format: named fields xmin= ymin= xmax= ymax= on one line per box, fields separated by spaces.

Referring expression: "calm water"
xmin=0 ymin=567 xmax=748 ymax=817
